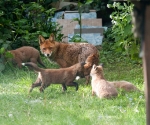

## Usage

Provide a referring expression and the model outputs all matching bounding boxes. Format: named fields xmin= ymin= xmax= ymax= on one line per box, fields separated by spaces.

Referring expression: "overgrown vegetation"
xmin=106 ymin=2 xmax=140 ymax=61
xmin=0 ymin=0 xmax=63 ymax=71
xmin=0 ymin=0 xmax=62 ymax=49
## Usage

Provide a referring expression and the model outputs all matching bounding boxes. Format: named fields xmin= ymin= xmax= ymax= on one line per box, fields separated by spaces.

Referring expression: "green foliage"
xmin=0 ymin=47 xmax=13 ymax=72
xmin=106 ymin=2 xmax=140 ymax=60
xmin=89 ymin=0 xmax=112 ymax=11
xmin=0 ymin=0 xmax=63 ymax=72
xmin=69 ymin=34 xmax=86 ymax=42
xmin=79 ymin=0 xmax=112 ymax=12
xmin=11 ymin=1 xmax=63 ymax=48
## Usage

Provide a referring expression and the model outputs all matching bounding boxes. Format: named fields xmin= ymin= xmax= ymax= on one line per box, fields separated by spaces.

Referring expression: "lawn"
xmin=0 ymin=52 xmax=145 ymax=125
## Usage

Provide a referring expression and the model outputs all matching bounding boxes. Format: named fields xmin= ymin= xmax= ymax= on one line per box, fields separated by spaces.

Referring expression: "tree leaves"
xmin=0 ymin=62 xmax=5 ymax=72
xmin=106 ymin=2 xmax=140 ymax=59
xmin=0 ymin=0 xmax=64 ymax=72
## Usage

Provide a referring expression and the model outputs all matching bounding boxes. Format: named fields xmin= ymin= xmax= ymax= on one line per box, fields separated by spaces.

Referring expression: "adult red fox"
xmin=39 ymin=33 xmax=99 ymax=84
xmin=9 ymin=46 xmax=46 ymax=68
xmin=22 ymin=62 xmax=86 ymax=93
xmin=90 ymin=64 xmax=140 ymax=99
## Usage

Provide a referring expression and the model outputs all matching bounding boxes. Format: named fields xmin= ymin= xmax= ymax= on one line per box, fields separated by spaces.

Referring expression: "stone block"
xmin=68 ymin=33 xmax=103 ymax=46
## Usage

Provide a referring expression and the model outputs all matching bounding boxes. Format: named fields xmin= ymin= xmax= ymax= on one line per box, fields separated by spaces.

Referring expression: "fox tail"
xmin=22 ymin=62 xmax=43 ymax=72
xmin=109 ymin=81 xmax=140 ymax=92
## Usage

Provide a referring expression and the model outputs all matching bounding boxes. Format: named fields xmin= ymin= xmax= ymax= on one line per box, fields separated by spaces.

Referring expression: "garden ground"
xmin=0 ymin=52 xmax=145 ymax=125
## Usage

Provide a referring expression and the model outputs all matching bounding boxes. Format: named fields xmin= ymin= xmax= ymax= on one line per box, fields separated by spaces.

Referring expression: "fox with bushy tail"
xmin=22 ymin=62 xmax=86 ymax=93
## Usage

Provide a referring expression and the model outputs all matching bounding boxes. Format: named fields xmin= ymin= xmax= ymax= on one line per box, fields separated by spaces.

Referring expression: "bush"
xmin=106 ymin=2 xmax=140 ymax=61
xmin=0 ymin=0 xmax=63 ymax=72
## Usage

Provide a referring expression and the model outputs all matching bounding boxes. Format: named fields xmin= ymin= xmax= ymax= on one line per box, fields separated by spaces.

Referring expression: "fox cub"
xmin=90 ymin=64 xmax=118 ymax=99
xmin=22 ymin=62 xmax=85 ymax=93
xmin=90 ymin=64 xmax=139 ymax=99
xmin=9 ymin=46 xmax=46 ymax=68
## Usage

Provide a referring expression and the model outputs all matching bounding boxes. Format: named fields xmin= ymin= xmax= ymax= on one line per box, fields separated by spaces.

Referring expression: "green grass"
xmin=0 ymin=55 xmax=145 ymax=125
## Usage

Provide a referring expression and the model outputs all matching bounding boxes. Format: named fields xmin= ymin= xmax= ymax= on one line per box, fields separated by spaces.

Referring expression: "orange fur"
xmin=23 ymin=62 xmax=85 ymax=92
xmin=39 ymin=33 xmax=99 ymax=84
xmin=9 ymin=46 xmax=46 ymax=68
xmin=84 ymin=53 xmax=99 ymax=75
xmin=83 ymin=53 xmax=99 ymax=84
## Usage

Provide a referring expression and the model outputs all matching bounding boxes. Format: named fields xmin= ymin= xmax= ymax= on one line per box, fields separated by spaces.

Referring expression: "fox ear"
xmin=49 ymin=33 xmax=55 ymax=41
xmin=92 ymin=64 xmax=97 ymax=69
xmin=39 ymin=35 xmax=45 ymax=45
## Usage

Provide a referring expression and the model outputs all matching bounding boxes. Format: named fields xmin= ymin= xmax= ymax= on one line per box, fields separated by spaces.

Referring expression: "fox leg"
xmin=17 ymin=63 xmax=22 ymax=68
xmin=39 ymin=82 xmax=50 ymax=93
xmin=29 ymin=77 xmax=42 ymax=93
xmin=62 ymin=84 xmax=67 ymax=91
xmin=15 ymin=59 xmax=22 ymax=68
xmin=39 ymin=84 xmax=47 ymax=93
xmin=66 ymin=82 xmax=79 ymax=91
xmin=73 ymin=82 xmax=79 ymax=91
xmin=92 ymin=90 xmax=95 ymax=96
xmin=85 ymin=75 xmax=90 ymax=85
xmin=39 ymin=86 xmax=45 ymax=93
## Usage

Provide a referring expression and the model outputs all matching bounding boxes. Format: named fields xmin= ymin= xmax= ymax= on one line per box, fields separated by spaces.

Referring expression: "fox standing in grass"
xmin=22 ymin=62 xmax=86 ymax=93
xmin=39 ymin=33 xmax=99 ymax=84
xmin=9 ymin=46 xmax=46 ymax=68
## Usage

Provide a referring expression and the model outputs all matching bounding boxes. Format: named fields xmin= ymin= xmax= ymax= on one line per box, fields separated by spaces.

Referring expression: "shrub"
xmin=0 ymin=0 xmax=63 ymax=72
xmin=106 ymin=2 xmax=140 ymax=60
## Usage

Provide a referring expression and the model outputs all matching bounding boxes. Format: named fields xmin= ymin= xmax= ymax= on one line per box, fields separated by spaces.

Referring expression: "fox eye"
xmin=49 ymin=47 xmax=53 ymax=50
xmin=43 ymin=48 xmax=46 ymax=50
